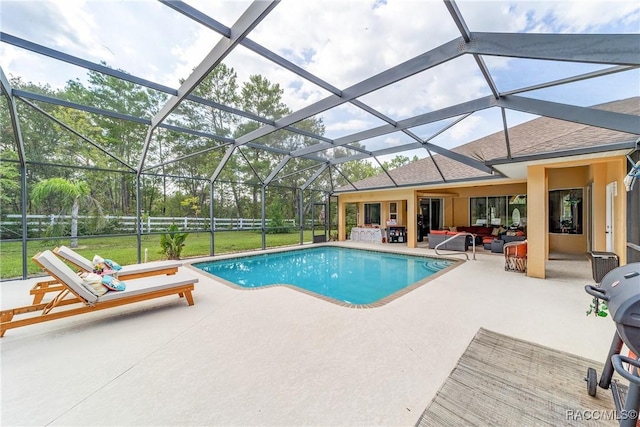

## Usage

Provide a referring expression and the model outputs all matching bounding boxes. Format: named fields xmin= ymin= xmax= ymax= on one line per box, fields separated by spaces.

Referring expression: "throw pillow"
xmin=491 ymin=227 xmax=500 ymax=237
xmin=104 ymin=259 xmax=122 ymax=271
xmin=449 ymin=226 xmax=457 ymax=232
xmin=78 ymin=272 xmax=109 ymax=297
xmin=102 ymin=275 xmax=126 ymax=291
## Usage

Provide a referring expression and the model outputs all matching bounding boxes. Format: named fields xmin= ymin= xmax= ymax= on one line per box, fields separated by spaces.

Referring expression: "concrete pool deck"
xmin=0 ymin=242 xmax=619 ymax=426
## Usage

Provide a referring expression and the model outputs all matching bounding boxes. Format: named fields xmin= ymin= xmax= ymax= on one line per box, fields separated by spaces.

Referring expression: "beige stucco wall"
xmin=547 ymin=158 xmax=627 ymax=260
xmin=339 ymin=189 xmax=415 ymax=245
xmin=527 ymin=165 xmax=548 ymax=278
xmin=449 ymin=183 xmax=528 ymax=227
xmin=337 ymin=154 xmax=628 ymax=278
xmin=608 ymin=157 xmax=628 ymax=263
xmin=526 ymin=156 xmax=628 ymax=278
xmin=589 ymin=163 xmax=608 ymax=252
xmin=339 ymin=182 xmax=528 ymax=248
xmin=548 ymin=166 xmax=588 ymax=255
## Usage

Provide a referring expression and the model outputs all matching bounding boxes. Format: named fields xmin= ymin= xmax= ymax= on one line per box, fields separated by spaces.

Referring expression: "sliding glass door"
xmin=420 ymin=198 xmax=443 ymax=233
xmin=470 ymin=195 xmax=527 ymax=228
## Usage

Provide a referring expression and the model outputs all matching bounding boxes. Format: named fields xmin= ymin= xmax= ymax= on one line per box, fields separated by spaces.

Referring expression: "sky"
xmin=1 ymin=0 xmax=639 ymax=162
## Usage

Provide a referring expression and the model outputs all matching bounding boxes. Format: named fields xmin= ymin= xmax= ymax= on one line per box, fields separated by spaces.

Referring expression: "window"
xmin=508 ymin=195 xmax=527 ymax=227
xmin=549 ymin=189 xmax=583 ymax=234
xmin=470 ymin=197 xmax=488 ymax=225
xmin=364 ymin=203 xmax=381 ymax=225
xmin=487 ymin=196 xmax=507 ymax=226
xmin=471 ymin=195 xmax=527 ymax=228
xmin=389 ymin=202 xmax=397 ymax=223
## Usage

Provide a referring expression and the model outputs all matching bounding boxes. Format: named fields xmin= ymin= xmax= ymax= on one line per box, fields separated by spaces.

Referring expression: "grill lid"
xmin=600 ymin=263 xmax=640 ymax=355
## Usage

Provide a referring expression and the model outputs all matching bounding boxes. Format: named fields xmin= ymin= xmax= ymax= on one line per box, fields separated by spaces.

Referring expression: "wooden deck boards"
xmin=416 ymin=328 xmax=621 ymax=426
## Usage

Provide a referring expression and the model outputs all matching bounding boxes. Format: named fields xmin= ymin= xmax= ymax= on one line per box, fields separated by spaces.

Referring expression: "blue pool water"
xmin=193 ymin=247 xmax=454 ymax=304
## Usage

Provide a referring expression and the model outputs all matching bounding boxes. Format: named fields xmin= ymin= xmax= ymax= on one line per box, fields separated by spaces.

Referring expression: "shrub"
xmin=159 ymin=224 xmax=189 ymax=260
xmin=266 ymin=197 xmax=289 ymax=234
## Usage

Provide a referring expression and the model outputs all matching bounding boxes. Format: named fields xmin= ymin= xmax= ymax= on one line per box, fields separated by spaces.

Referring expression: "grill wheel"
xmin=586 ymin=367 xmax=598 ymax=397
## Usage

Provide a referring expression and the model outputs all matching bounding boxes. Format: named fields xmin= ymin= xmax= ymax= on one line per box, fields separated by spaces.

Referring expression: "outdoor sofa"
xmin=486 ymin=234 xmax=527 ymax=253
xmin=427 ymin=231 xmax=470 ymax=251
xmin=428 ymin=227 xmax=526 ymax=253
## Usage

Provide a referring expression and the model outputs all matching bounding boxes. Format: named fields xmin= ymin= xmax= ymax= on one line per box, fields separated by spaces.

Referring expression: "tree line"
xmin=0 ymin=63 xmax=416 ymax=231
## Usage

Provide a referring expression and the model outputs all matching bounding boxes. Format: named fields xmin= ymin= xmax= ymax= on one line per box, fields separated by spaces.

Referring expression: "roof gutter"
xmin=486 ymin=140 xmax=638 ymax=166
xmin=331 ymin=174 xmax=505 ymax=195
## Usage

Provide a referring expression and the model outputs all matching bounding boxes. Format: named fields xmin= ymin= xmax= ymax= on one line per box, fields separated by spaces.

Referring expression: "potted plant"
xmin=586 ymin=296 xmax=608 ymax=317
xmin=159 ymin=224 xmax=189 ymax=260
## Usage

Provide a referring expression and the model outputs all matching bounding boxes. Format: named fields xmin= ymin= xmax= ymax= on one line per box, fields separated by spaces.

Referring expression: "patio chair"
xmin=29 ymin=246 xmax=182 ymax=304
xmin=1 ymin=250 xmax=196 ymax=338
xmin=504 ymin=240 xmax=527 ymax=272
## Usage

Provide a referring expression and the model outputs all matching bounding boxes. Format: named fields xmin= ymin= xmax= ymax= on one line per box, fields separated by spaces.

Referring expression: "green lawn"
xmin=0 ymin=230 xmax=314 ymax=280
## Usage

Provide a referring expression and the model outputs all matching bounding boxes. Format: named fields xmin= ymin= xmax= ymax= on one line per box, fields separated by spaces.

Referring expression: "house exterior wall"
xmin=340 ymin=181 xmax=527 ymax=248
xmin=451 ymin=198 xmax=468 ymax=228
xmin=444 ymin=197 xmax=455 ymax=229
xmin=548 ymin=166 xmax=588 ymax=254
xmin=526 ymin=156 xmax=628 ymax=278
xmin=527 ymin=165 xmax=548 ymax=278
xmin=589 ymin=163 xmax=608 ymax=252
xmin=337 ymin=154 xmax=628 ymax=279
xmin=339 ymin=189 xmax=415 ymax=243
xmin=448 ymin=183 xmax=528 ymax=227
xmin=608 ymin=157 xmax=628 ymax=262
xmin=548 ymin=158 xmax=627 ymax=260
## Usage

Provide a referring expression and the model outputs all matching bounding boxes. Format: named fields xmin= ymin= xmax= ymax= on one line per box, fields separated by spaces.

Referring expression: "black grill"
xmin=585 ymin=262 xmax=640 ymax=427
xmin=597 ymin=263 xmax=640 ymax=355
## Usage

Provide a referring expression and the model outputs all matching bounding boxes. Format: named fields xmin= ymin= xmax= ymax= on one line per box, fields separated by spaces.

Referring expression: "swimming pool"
xmin=192 ymin=246 xmax=456 ymax=306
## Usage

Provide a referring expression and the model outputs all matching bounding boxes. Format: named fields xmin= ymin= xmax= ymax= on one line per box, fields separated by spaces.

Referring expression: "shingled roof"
xmin=338 ymin=97 xmax=640 ymax=192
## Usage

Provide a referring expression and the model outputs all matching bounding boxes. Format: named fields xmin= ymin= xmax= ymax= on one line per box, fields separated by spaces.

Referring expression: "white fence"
xmin=2 ymin=214 xmax=297 ymax=234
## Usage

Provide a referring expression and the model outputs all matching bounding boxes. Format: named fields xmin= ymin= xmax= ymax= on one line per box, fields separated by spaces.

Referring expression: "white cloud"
xmin=520 ymin=1 xmax=639 ymax=32
xmin=383 ymin=135 xmax=402 ymax=146
xmin=49 ymin=1 xmax=105 ymax=57
xmin=356 ymin=55 xmax=490 ymax=120
xmin=326 ymin=119 xmax=373 ymax=133
xmin=447 ymin=115 xmax=486 ymax=143
xmin=457 ymin=0 xmax=639 ymax=33
xmin=1 ymin=44 xmax=85 ymax=88
xmin=167 ymin=26 xmax=222 ymax=86
xmin=246 ymin=0 xmax=460 ymax=90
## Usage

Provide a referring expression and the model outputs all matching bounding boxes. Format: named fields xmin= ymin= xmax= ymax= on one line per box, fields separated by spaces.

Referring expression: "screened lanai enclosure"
xmin=1 ymin=0 xmax=639 ymax=279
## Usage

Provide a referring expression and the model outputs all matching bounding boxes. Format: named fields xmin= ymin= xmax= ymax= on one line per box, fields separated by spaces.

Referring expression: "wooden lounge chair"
xmin=1 ymin=250 xmax=197 ymax=338
xmin=29 ymin=246 xmax=182 ymax=304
